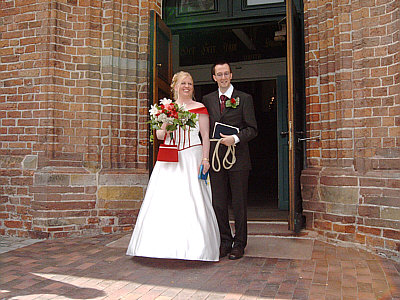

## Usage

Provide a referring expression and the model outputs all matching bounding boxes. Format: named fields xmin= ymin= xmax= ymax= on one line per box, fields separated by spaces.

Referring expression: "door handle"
xmin=280 ymin=131 xmax=288 ymax=136
xmin=298 ymin=136 xmax=320 ymax=142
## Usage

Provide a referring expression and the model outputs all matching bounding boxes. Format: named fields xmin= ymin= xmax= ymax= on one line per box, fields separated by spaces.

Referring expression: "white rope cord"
xmin=210 ymin=138 xmax=236 ymax=172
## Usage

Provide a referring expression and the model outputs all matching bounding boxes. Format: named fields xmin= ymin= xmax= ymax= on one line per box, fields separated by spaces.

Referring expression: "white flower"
xmin=149 ymin=104 xmax=159 ymax=117
xmin=179 ymin=103 xmax=188 ymax=111
xmin=157 ymin=113 xmax=168 ymax=123
xmin=165 ymin=117 xmax=174 ymax=124
xmin=160 ymin=98 xmax=172 ymax=106
xmin=181 ymin=115 xmax=189 ymax=124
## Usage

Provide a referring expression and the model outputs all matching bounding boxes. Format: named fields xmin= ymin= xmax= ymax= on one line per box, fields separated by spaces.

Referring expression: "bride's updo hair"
xmin=171 ymin=71 xmax=193 ymax=100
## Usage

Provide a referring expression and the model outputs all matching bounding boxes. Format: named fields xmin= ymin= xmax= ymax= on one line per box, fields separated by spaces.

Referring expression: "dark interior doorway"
xmin=171 ymin=20 xmax=289 ymax=221
xmin=163 ymin=0 xmax=304 ymax=226
xmin=195 ymin=80 xmax=288 ymax=221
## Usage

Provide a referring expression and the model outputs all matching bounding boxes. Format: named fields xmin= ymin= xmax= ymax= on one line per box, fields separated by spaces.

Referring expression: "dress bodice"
xmin=164 ymin=107 xmax=208 ymax=150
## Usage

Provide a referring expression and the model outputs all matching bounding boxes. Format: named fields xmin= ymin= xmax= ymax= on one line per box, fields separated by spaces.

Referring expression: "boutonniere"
xmin=225 ymin=96 xmax=240 ymax=108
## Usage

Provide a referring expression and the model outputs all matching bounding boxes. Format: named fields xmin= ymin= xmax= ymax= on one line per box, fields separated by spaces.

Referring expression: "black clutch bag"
xmin=212 ymin=122 xmax=239 ymax=139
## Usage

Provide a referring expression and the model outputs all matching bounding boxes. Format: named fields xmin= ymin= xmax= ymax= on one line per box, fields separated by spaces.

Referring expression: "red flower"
xmin=225 ymin=96 xmax=240 ymax=108
xmin=166 ymin=103 xmax=174 ymax=111
xmin=171 ymin=111 xmax=179 ymax=119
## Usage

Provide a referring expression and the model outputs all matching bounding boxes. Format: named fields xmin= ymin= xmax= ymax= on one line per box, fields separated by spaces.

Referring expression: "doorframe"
xmin=286 ymin=0 xmax=296 ymax=230
xmin=286 ymin=0 xmax=306 ymax=232
xmin=148 ymin=11 xmax=173 ymax=170
xmin=154 ymin=0 xmax=306 ymax=229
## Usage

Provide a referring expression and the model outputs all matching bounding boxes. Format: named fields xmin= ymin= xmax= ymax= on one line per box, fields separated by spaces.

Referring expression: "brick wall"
xmin=0 ymin=0 xmax=161 ymax=238
xmin=302 ymin=0 xmax=400 ymax=259
xmin=1 ymin=0 xmax=398 ymax=259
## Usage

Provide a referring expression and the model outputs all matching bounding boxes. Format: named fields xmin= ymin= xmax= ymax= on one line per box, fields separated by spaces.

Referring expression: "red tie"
xmin=220 ymin=95 xmax=227 ymax=113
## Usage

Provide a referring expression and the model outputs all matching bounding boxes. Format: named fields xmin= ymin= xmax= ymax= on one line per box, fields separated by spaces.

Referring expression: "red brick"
xmin=320 ymin=176 xmax=358 ymax=186
xmin=314 ymin=220 xmax=332 ymax=231
xmin=366 ymin=236 xmax=385 ymax=247
xmin=355 ymin=232 xmax=366 ymax=244
xmin=4 ymin=220 xmax=23 ymax=228
xmin=358 ymin=206 xmax=380 ymax=218
xmin=383 ymin=229 xmax=400 ymax=240
xmin=358 ymin=225 xmax=382 ymax=236
xmin=333 ymin=224 xmax=355 ymax=233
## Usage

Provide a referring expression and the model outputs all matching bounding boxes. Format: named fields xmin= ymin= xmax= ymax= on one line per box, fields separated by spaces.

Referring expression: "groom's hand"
xmin=220 ymin=134 xmax=235 ymax=146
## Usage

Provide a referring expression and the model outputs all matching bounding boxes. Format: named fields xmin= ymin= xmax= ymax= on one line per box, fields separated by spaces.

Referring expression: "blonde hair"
xmin=171 ymin=71 xmax=193 ymax=100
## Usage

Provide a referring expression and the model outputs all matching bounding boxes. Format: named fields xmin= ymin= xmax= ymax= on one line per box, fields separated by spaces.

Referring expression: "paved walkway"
xmin=0 ymin=233 xmax=399 ymax=299
xmin=0 ymin=236 xmax=41 ymax=254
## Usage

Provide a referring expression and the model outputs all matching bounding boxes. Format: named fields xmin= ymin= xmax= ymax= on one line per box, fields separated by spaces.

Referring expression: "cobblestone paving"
xmin=0 ymin=234 xmax=399 ymax=299
xmin=0 ymin=237 xmax=41 ymax=255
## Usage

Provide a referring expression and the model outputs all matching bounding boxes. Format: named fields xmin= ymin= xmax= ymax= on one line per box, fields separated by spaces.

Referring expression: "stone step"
xmin=230 ymin=221 xmax=313 ymax=237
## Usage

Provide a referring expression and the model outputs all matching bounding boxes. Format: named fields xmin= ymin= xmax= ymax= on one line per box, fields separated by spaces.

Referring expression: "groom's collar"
xmin=218 ymin=84 xmax=234 ymax=99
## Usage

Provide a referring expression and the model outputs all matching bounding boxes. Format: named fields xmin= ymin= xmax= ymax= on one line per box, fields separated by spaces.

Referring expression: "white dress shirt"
xmin=218 ymin=85 xmax=240 ymax=144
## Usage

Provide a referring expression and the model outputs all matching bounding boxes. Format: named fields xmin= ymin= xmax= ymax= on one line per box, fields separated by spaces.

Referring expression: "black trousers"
xmin=210 ymin=168 xmax=249 ymax=249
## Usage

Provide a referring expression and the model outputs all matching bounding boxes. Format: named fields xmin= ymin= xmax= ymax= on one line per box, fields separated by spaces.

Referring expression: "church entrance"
xmin=156 ymin=0 xmax=305 ymax=230
xmin=171 ymin=23 xmax=289 ymax=221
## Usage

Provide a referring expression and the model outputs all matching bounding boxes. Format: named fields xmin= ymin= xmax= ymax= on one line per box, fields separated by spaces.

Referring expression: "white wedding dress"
xmin=126 ymin=107 xmax=220 ymax=261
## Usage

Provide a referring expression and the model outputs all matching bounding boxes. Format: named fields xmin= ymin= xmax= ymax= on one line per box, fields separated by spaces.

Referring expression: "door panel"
xmin=156 ymin=28 xmax=170 ymax=82
xmin=277 ymin=75 xmax=289 ymax=210
xmin=286 ymin=0 xmax=306 ymax=232
xmin=163 ymin=0 xmax=227 ymax=27
xmin=149 ymin=11 xmax=173 ymax=168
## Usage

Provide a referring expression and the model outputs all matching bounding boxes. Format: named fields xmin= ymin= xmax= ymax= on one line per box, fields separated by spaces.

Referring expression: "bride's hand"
xmin=161 ymin=123 xmax=174 ymax=135
xmin=201 ymin=161 xmax=210 ymax=173
xmin=156 ymin=128 xmax=170 ymax=140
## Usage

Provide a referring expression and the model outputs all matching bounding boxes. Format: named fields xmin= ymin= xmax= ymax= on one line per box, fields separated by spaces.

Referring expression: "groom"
xmin=202 ymin=62 xmax=257 ymax=260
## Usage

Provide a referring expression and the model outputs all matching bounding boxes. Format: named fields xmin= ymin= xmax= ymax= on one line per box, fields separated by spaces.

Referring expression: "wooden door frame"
xmin=149 ymin=11 xmax=173 ymax=169
xmin=286 ymin=0 xmax=306 ymax=231
xmin=286 ymin=0 xmax=296 ymax=231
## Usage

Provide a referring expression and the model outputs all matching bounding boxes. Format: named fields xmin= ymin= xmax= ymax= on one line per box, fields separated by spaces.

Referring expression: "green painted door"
xmin=149 ymin=11 xmax=173 ymax=168
xmin=277 ymin=76 xmax=289 ymax=210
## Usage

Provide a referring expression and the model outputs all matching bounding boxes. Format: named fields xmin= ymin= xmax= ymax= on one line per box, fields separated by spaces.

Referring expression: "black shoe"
xmin=219 ymin=245 xmax=232 ymax=258
xmin=228 ymin=247 xmax=244 ymax=260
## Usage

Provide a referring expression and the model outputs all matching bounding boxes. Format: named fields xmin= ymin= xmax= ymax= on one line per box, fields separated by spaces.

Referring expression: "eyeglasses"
xmin=215 ymin=72 xmax=231 ymax=78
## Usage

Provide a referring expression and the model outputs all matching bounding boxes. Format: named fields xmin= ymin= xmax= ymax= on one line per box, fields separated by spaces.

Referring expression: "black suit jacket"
xmin=202 ymin=89 xmax=258 ymax=171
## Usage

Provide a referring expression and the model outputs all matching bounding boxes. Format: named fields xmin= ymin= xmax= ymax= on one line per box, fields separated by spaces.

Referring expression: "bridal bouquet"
xmin=149 ymin=98 xmax=198 ymax=142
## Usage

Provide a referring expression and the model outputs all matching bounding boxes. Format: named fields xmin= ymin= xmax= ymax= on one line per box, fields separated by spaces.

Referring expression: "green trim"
xmin=163 ymin=0 xmax=286 ymax=30
xmin=170 ymin=15 xmax=285 ymax=32
xmin=148 ymin=11 xmax=156 ymax=172
xmin=277 ymin=75 xmax=289 ymax=210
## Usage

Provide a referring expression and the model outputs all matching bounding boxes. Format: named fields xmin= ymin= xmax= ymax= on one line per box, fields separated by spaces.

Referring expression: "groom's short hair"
xmin=211 ymin=61 xmax=232 ymax=77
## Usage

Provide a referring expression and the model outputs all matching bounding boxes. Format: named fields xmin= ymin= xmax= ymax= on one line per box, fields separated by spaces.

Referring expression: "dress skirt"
xmin=126 ymin=145 xmax=220 ymax=261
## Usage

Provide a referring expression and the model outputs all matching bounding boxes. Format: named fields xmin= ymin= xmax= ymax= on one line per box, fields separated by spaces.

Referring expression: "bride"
xmin=126 ymin=71 xmax=220 ymax=261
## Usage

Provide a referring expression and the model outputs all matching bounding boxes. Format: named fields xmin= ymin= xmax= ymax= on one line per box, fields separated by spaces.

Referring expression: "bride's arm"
xmin=199 ymin=113 xmax=210 ymax=173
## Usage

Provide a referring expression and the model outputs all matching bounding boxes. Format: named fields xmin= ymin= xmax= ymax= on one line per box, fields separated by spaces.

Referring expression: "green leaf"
xmin=187 ymin=120 xmax=195 ymax=127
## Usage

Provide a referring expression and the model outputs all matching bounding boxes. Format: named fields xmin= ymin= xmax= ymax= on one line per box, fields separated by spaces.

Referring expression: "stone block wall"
xmin=30 ymin=168 xmax=148 ymax=237
xmin=302 ymin=0 xmax=399 ymax=259
xmin=0 ymin=0 xmax=161 ymax=238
